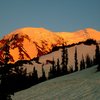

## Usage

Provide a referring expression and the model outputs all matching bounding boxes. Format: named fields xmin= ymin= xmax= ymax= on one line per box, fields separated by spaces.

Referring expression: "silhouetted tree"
xmin=48 ymin=58 xmax=57 ymax=79
xmin=10 ymin=66 xmax=29 ymax=92
xmin=0 ymin=43 xmax=13 ymax=100
xmin=32 ymin=67 xmax=38 ymax=84
xmin=97 ymin=56 xmax=100 ymax=71
xmin=74 ymin=47 xmax=78 ymax=72
xmin=42 ymin=65 xmax=47 ymax=80
xmin=86 ymin=54 xmax=92 ymax=68
xmin=95 ymin=44 xmax=100 ymax=71
xmin=95 ymin=44 xmax=99 ymax=64
xmin=48 ymin=66 xmax=52 ymax=79
xmin=80 ymin=55 xmax=85 ymax=70
xmin=69 ymin=65 xmax=73 ymax=73
xmin=80 ymin=60 xmax=83 ymax=70
xmin=61 ymin=44 xmax=68 ymax=75
xmin=93 ymin=56 xmax=96 ymax=65
xmin=39 ymin=64 xmax=47 ymax=82
xmin=94 ymin=44 xmax=99 ymax=65
xmin=56 ymin=59 xmax=61 ymax=76
xmin=51 ymin=58 xmax=57 ymax=77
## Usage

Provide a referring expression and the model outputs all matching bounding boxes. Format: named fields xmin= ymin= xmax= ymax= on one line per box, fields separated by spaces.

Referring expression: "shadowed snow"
xmin=12 ymin=65 xmax=100 ymax=100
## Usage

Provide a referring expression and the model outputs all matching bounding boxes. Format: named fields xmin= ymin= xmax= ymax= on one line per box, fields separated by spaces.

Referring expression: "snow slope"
xmin=12 ymin=65 xmax=100 ymax=100
xmin=24 ymin=44 xmax=96 ymax=77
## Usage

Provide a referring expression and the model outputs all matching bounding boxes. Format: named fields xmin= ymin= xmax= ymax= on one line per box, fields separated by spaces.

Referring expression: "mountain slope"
xmin=24 ymin=43 xmax=96 ymax=77
xmin=12 ymin=65 xmax=100 ymax=100
xmin=0 ymin=27 xmax=100 ymax=63
xmin=0 ymin=27 xmax=64 ymax=63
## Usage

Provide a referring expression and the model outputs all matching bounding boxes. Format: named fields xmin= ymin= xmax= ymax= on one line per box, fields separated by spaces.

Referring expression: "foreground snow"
xmin=12 ymin=66 xmax=100 ymax=100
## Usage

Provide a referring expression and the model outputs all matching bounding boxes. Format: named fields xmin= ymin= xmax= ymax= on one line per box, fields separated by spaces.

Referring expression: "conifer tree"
xmin=80 ymin=55 xmax=85 ymax=70
xmin=80 ymin=60 xmax=83 ymax=71
xmin=74 ymin=47 xmax=78 ymax=72
xmin=93 ymin=56 xmax=96 ymax=65
xmin=95 ymin=44 xmax=99 ymax=65
xmin=0 ymin=42 xmax=13 ymax=100
xmin=56 ymin=59 xmax=61 ymax=76
xmin=65 ymin=46 xmax=68 ymax=69
xmin=97 ymin=55 xmax=100 ymax=71
xmin=69 ymin=65 xmax=73 ymax=73
xmin=48 ymin=58 xmax=57 ymax=79
xmin=61 ymin=44 xmax=68 ymax=75
xmin=41 ymin=65 xmax=47 ymax=81
xmin=32 ymin=67 xmax=38 ymax=84
xmin=51 ymin=58 xmax=57 ymax=77
xmin=95 ymin=44 xmax=100 ymax=71
xmin=48 ymin=66 xmax=52 ymax=79
xmin=86 ymin=54 xmax=91 ymax=68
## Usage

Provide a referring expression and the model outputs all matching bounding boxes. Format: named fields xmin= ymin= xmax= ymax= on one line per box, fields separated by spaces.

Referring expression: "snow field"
xmin=12 ymin=66 xmax=100 ymax=100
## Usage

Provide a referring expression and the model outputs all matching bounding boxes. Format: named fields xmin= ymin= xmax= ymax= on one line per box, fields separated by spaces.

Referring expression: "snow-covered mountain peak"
xmin=0 ymin=27 xmax=64 ymax=63
xmin=0 ymin=27 xmax=100 ymax=63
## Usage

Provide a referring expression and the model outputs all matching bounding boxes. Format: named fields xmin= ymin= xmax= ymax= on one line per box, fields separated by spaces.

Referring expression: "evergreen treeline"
xmin=0 ymin=39 xmax=99 ymax=100
xmin=95 ymin=43 xmax=100 ymax=71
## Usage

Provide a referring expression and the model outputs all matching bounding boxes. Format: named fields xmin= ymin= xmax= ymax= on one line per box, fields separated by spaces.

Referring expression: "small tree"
xmin=48 ymin=58 xmax=57 ymax=79
xmin=86 ymin=54 xmax=92 ymax=68
xmin=56 ymin=59 xmax=61 ymax=76
xmin=80 ymin=55 xmax=85 ymax=70
xmin=32 ymin=67 xmax=38 ymax=84
xmin=74 ymin=47 xmax=78 ymax=72
xmin=51 ymin=58 xmax=57 ymax=77
xmin=48 ymin=66 xmax=52 ymax=79
xmin=69 ymin=65 xmax=73 ymax=73
xmin=39 ymin=64 xmax=47 ymax=82
xmin=95 ymin=44 xmax=99 ymax=65
xmin=61 ymin=44 xmax=68 ymax=75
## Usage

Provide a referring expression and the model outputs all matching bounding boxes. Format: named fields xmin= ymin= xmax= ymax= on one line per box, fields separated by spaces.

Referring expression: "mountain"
xmin=0 ymin=27 xmax=64 ymax=63
xmin=12 ymin=65 xmax=100 ymax=100
xmin=56 ymin=28 xmax=100 ymax=44
xmin=0 ymin=27 xmax=100 ymax=63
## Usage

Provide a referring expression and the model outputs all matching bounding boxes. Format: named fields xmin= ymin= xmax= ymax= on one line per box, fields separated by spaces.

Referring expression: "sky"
xmin=0 ymin=0 xmax=100 ymax=37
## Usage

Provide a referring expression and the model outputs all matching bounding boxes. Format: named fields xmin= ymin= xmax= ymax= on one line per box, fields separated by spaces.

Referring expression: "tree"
xmin=0 ymin=43 xmax=13 ymax=100
xmin=69 ymin=65 xmax=73 ymax=73
xmin=97 ymin=54 xmax=100 ymax=71
xmin=48 ymin=58 xmax=57 ymax=79
xmin=74 ymin=47 xmax=78 ymax=72
xmin=95 ymin=44 xmax=99 ymax=64
xmin=32 ymin=67 xmax=38 ymax=84
xmin=86 ymin=54 xmax=92 ymax=68
xmin=95 ymin=44 xmax=100 ymax=71
xmin=56 ymin=59 xmax=61 ymax=76
xmin=80 ymin=55 xmax=85 ymax=70
xmin=48 ymin=66 xmax=52 ymax=79
xmin=61 ymin=44 xmax=68 ymax=75
xmin=51 ymin=58 xmax=57 ymax=78
xmin=39 ymin=64 xmax=47 ymax=82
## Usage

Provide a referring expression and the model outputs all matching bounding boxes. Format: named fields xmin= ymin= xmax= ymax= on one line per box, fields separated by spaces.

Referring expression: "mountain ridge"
xmin=0 ymin=27 xmax=100 ymax=63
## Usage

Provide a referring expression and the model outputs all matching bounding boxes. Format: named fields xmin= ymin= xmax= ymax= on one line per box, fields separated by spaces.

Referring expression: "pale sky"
xmin=0 ymin=0 xmax=100 ymax=37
